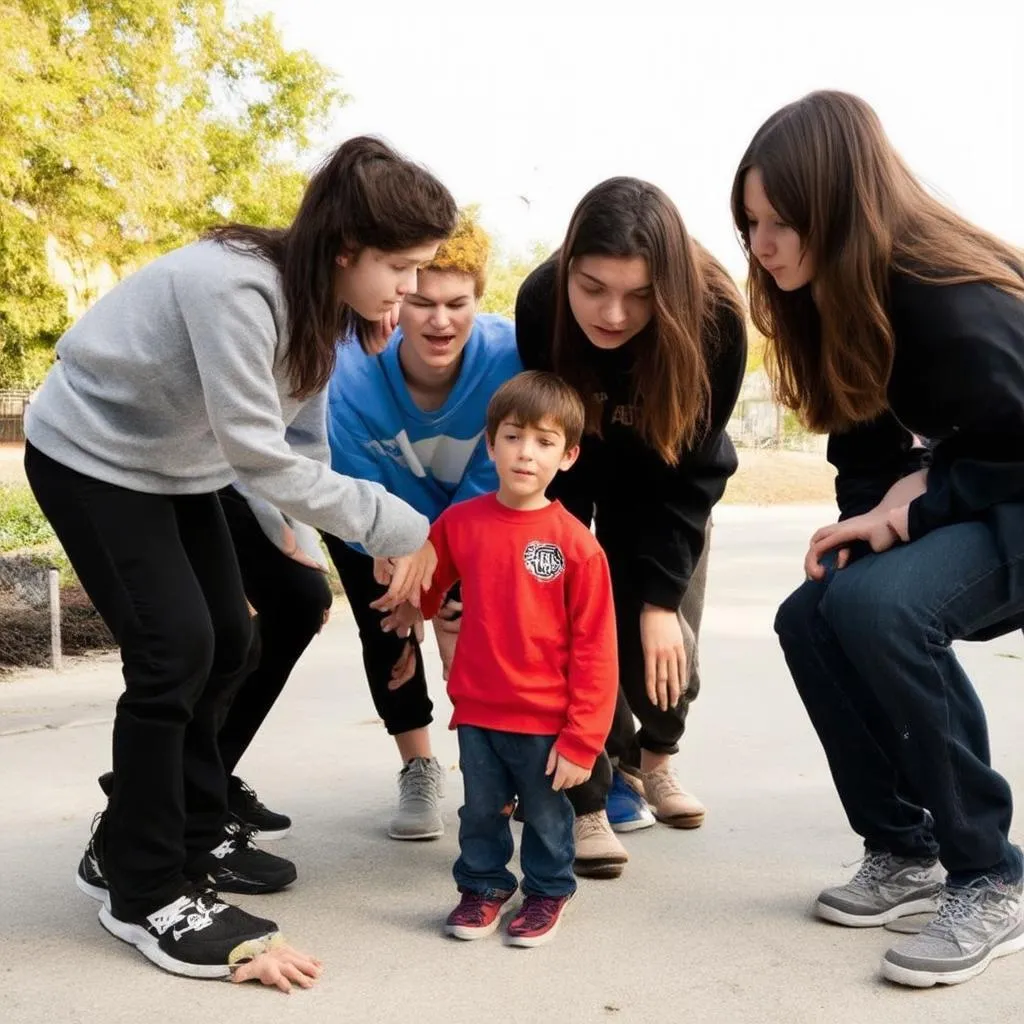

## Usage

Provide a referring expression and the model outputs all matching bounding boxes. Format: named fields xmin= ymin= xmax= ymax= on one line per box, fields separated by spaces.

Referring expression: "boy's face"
xmin=398 ymin=269 xmax=478 ymax=376
xmin=487 ymin=416 xmax=579 ymax=507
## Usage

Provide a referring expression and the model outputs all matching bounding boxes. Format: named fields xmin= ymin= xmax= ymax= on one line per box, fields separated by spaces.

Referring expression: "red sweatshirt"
xmin=421 ymin=493 xmax=618 ymax=769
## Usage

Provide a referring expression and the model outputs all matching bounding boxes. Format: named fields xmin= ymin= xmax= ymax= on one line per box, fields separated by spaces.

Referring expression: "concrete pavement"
xmin=1 ymin=505 xmax=1022 ymax=1024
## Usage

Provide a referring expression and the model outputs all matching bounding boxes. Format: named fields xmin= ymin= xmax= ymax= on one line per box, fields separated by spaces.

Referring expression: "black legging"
xmin=216 ymin=486 xmax=333 ymax=776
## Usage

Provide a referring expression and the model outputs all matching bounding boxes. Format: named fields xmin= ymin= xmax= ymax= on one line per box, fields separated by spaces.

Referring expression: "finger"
xmin=657 ymin=652 xmax=671 ymax=712
xmin=281 ymin=962 xmax=315 ymax=989
xmin=372 ymin=558 xmax=393 ymax=586
xmin=413 ymin=618 xmax=424 ymax=644
xmin=551 ymin=765 xmax=565 ymax=791
xmin=804 ymin=547 xmax=826 ymax=581
xmin=671 ymin=646 xmax=685 ymax=704
xmin=545 ymin=746 xmax=557 ymax=776
xmin=837 ymin=547 xmax=850 ymax=570
xmin=384 ymin=561 xmax=412 ymax=608
xmin=644 ymin=646 xmax=658 ymax=706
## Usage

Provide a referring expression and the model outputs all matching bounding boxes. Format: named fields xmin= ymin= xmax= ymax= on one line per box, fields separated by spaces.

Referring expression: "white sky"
xmin=252 ymin=0 xmax=1022 ymax=275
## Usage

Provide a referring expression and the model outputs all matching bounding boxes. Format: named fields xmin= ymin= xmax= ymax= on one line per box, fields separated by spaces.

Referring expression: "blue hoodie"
xmin=327 ymin=314 xmax=522 ymax=545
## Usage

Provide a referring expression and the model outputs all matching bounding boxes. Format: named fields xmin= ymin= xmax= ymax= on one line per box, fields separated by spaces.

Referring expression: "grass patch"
xmin=724 ymin=449 xmax=836 ymax=505
xmin=0 ymin=484 xmax=54 ymax=552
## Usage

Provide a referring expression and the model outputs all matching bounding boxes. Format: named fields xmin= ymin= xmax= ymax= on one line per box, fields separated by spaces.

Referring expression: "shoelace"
xmin=452 ymin=894 xmax=493 ymax=925
xmin=928 ymin=879 xmax=1005 ymax=936
xmin=514 ymin=897 xmax=561 ymax=931
xmin=399 ymin=761 xmax=438 ymax=804
xmin=575 ymin=812 xmax=610 ymax=841
xmin=222 ymin=819 xmax=259 ymax=852
xmin=845 ymin=851 xmax=896 ymax=890
xmin=231 ymin=779 xmax=267 ymax=814
xmin=644 ymin=768 xmax=686 ymax=806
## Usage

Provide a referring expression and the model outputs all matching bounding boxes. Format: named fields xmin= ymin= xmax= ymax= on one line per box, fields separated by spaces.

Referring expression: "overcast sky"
xmin=252 ymin=0 xmax=1022 ymax=274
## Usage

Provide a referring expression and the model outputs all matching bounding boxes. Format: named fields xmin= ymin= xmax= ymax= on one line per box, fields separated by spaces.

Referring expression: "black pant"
xmin=25 ymin=444 xmax=253 ymax=918
xmin=774 ymin=517 xmax=1024 ymax=883
xmin=323 ymin=533 xmax=433 ymax=735
xmin=217 ymin=486 xmax=333 ymax=776
xmin=567 ymin=536 xmax=710 ymax=815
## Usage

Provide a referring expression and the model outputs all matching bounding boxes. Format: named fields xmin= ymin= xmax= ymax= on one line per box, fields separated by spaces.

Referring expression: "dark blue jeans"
xmin=775 ymin=517 xmax=1024 ymax=885
xmin=454 ymin=726 xmax=576 ymax=898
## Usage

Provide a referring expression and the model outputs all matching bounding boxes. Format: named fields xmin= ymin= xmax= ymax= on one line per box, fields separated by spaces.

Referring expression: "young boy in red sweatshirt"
xmin=377 ymin=370 xmax=618 ymax=946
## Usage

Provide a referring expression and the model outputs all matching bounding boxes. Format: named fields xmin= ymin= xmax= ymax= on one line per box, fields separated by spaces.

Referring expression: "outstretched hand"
xmin=228 ymin=935 xmax=323 ymax=994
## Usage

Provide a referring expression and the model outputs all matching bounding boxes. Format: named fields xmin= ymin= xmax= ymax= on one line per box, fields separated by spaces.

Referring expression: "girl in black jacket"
xmin=516 ymin=177 xmax=746 ymax=878
xmin=733 ymin=89 xmax=1024 ymax=989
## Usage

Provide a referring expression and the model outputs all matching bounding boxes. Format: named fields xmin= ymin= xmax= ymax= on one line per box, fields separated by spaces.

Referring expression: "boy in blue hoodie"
xmin=324 ymin=213 xmax=522 ymax=840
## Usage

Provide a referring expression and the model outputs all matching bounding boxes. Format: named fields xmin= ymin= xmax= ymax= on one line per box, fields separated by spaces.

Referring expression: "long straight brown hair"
xmin=553 ymin=177 xmax=743 ymax=465
xmin=207 ymin=136 xmax=456 ymax=398
xmin=731 ymin=90 xmax=1024 ymax=432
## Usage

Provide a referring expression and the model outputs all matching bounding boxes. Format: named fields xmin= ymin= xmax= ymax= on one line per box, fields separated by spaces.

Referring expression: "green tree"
xmin=481 ymin=241 xmax=549 ymax=319
xmin=0 ymin=0 xmax=344 ymax=386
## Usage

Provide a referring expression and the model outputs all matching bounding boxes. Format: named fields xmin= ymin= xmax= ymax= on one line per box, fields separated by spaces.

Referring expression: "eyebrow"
xmin=577 ymin=270 xmax=652 ymax=293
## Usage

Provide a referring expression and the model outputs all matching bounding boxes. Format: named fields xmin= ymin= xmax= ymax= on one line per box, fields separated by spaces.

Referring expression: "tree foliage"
xmin=0 ymin=0 xmax=344 ymax=385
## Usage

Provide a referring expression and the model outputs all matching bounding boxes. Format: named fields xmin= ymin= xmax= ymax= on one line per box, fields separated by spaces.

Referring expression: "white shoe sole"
xmin=76 ymin=871 xmax=111 ymax=907
xmin=881 ymin=929 xmax=1024 ymax=987
xmin=98 ymin=905 xmax=234 ymax=979
xmin=251 ymin=826 xmax=290 ymax=842
xmin=610 ymin=814 xmax=656 ymax=834
xmin=505 ymin=898 xmax=571 ymax=948
xmin=388 ymin=824 xmax=444 ymax=841
xmin=816 ymin=895 xmax=940 ymax=928
xmin=445 ymin=916 xmax=504 ymax=941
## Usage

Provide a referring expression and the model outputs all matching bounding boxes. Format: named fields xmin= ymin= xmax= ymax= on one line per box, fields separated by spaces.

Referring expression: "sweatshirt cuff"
xmin=639 ymin=573 xmax=688 ymax=611
xmin=554 ymin=733 xmax=599 ymax=771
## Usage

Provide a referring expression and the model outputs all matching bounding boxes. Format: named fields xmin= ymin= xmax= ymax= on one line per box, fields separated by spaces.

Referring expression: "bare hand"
xmin=365 ymin=304 xmax=401 ymax=355
xmin=388 ymin=641 xmax=419 ymax=690
xmin=370 ymin=541 xmax=437 ymax=610
xmin=545 ymin=746 xmax=591 ymax=790
xmin=229 ymin=936 xmax=323 ymax=994
xmin=380 ymin=602 xmax=424 ymax=640
xmin=433 ymin=620 xmax=458 ymax=681
xmin=281 ymin=524 xmax=326 ymax=571
xmin=640 ymin=605 xmax=686 ymax=711
xmin=804 ymin=506 xmax=906 ymax=580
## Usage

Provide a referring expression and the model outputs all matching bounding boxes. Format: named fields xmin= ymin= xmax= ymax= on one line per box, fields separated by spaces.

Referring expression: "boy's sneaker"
xmin=816 ymin=850 xmax=944 ymax=927
xmin=506 ymin=893 xmax=573 ymax=947
xmin=75 ymin=813 xmax=110 ymax=906
xmin=444 ymin=890 xmax=514 ymax=940
xmin=607 ymin=770 xmax=655 ymax=833
xmin=640 ymin=765 xmax=706 ymax=828
xmin=881 ymin=874 xmax=1024 ymax=987
xmin=228 ymin=776 xmax=291 ymax=841
xmin=98 ymin=886 xmax=280 ymax=979
xmin=573 ymin=810 xmax=628 ymax=879
xmin=388 ymin=756 xmax=445 ymax=840
xmin=189 ymin=820 xmax=297 ymax=894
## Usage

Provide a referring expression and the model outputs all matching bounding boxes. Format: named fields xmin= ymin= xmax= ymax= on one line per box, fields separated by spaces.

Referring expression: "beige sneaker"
xmin=573 ymin=810 xmax=628 ymax=879
xmin=641 ymin=765 xmax=706 ymax=829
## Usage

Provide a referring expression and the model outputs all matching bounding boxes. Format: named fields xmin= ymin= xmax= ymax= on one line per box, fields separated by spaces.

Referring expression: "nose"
xmin=428 ymin=305 xmax=452 ymax=330
xmin=751 ymin=223 xmax=775 ymax=261
xmin=601 ymin=296 xmax=627 ymax=327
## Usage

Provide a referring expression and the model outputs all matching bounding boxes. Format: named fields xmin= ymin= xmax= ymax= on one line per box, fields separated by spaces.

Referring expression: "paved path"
xmin=1 ymin=506 xmax=1021 ymax=1023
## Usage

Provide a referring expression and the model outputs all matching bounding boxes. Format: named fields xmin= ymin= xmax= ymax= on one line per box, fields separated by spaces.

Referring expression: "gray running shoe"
xmin=816 ymin=850 xmax=943 ymax=927
xmin=388 ymin=756 xmax=445 ymax=840
xmin=882 ymin=873 xmax=1024 ymax=987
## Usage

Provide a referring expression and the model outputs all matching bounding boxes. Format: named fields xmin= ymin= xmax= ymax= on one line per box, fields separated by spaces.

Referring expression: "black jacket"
xmin=515 ymin=257 xmax=747 ymax=609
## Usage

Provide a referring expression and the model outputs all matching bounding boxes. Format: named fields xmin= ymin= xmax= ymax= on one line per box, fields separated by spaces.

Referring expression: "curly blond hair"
xmin=426 ymin=209 xmax=491 ymax=297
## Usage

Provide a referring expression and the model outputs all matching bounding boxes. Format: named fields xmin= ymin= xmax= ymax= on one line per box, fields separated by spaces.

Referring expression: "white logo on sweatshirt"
xmin=523 ymin=541 xmax=565 ymax=582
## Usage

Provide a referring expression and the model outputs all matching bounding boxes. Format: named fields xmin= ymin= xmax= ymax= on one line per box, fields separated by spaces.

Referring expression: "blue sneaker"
xmin=606 ymin=770 xmax=656 ymax=833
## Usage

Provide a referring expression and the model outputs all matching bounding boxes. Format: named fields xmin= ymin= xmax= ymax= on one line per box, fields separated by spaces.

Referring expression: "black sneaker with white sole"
xmin=76 ymin=812 xmax=110 ymax=906
xmin=190 ymin=820 xmax=297 ymax=894
xmin=228 ymin=776 xmax=292 ymax=840
xmin=99 ymin=887 xmax=280 ymax=979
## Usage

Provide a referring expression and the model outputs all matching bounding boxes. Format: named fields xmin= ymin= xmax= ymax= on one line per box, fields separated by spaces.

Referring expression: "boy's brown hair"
xmin=486 ymin=371 xmax=585 ymax=449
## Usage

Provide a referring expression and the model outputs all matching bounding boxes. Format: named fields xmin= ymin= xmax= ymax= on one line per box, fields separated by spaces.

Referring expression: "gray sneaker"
xmin=816 ymin=850 xmax=943 ymax=927
xmin=388 ymin=757 xmax=445 ymax=840
xmin=882 ymin=874 xmax=1024 ymax=987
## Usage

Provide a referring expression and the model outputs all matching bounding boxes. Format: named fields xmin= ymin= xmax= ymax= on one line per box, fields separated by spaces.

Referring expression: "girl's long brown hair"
xmin=207 ymin=136 xmax=457 ymax=398
xmin=553 ymin=177 xmax=742 ymax=465
xmin=731 ymin=90 xmax=1024 ymax=432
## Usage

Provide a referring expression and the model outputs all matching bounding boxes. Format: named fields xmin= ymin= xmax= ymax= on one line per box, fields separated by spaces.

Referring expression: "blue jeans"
xmin=454 ymin=726 xmax=576 ymax=898
xmin=775 ymin=517 xmax=1024 ymax=884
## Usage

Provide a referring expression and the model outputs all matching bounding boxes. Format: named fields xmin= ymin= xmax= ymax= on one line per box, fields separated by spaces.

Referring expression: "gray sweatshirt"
xmin=25 ymin=240 xmax=428 ymax=558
